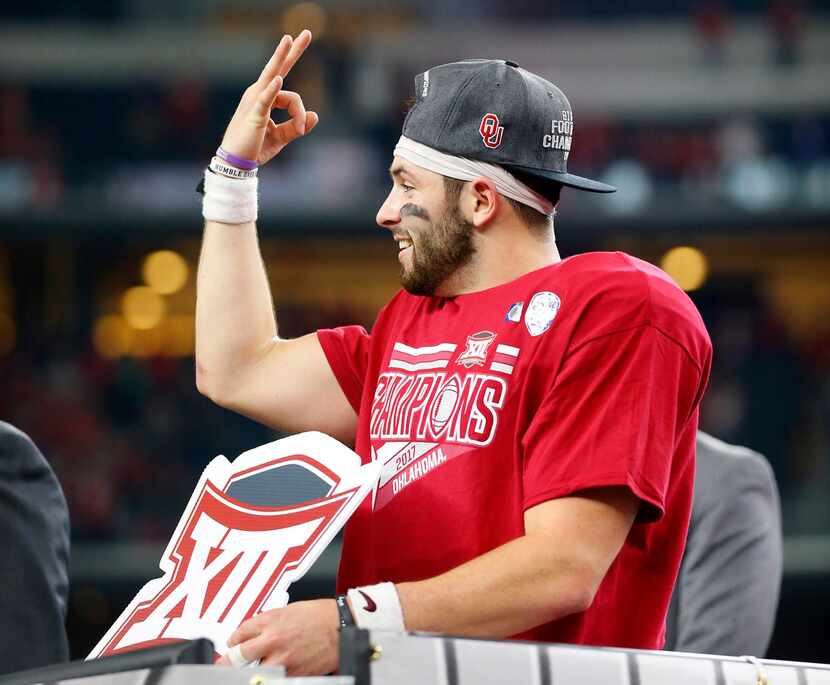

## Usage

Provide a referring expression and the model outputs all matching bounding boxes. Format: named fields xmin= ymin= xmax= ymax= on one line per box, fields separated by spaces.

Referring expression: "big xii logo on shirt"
xmin=370 ymin=333 xmax=520 ymax=510
xmin=88 ymin=433 xmax=379 ymax=661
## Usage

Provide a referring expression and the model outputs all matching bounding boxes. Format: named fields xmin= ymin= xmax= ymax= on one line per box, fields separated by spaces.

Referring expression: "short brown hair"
xmin=442 ymin=177 xmax=557 ymax=236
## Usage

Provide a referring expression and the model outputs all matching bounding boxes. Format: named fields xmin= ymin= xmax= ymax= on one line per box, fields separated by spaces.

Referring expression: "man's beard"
xmin=400 ymin=201 xmax=475 ymax=296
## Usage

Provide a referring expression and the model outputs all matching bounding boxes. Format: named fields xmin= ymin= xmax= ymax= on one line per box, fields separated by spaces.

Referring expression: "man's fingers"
xmin=277 ymin=29 xmax=312 ymax=79
xmin=256 ymin=35 xmax=293 ymax=88
xmin=224 ymin=638 xmax=262 ymax=666
xmin=256 ymin=75 xmax=284 ymax=115
xmin=273 ymin=90 xmax=307 ymax=135
xmin=235 ymin=635 xmax=275 ymax=665
xmin=228 ymin=615 xmax=264 ymax=647
xmin=256 ymin=35 xmax=292 ymax=87
xmin=262 ymin=652 xmax=289 ymax=668
xmin=265 ymin=110 xmax=318 ymax=151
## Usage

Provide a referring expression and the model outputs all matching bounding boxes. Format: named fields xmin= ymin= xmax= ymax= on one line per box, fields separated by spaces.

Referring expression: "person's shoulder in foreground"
xmin=0 ymin=421 xmax=70 ymax=674
xmin=665 ymin=431 xmax=782 ymax=656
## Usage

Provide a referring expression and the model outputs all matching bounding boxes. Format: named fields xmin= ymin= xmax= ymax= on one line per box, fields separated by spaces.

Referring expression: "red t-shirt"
xmin=317 ymin=252 xmax=712 ymax=649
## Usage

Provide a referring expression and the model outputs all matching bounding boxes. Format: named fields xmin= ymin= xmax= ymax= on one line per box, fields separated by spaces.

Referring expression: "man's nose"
xmin=376 ymin=192 xmax=401 ymax=229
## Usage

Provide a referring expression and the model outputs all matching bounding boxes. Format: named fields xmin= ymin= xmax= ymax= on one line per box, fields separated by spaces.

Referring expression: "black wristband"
xmin=336 ymin=594 xmax=355 ymax=628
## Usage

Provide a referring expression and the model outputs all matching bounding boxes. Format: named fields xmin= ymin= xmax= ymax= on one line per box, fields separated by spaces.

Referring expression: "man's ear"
xmin=462 ymin=177 xmax=501 ymax=229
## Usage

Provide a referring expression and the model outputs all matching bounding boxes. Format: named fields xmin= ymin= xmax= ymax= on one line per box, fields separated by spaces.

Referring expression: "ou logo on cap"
xmin=479 ymin=113 xmax=504 ymax=149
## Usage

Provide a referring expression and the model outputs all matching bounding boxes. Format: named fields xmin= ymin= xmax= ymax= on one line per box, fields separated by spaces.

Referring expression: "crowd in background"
xmin=0 ymin=74 xmax=830 ymax=210
xmin=0 ymin=1 xmax=825 ymax=215
xmin=1 ymin=76 xmax=827 ymax=172
xmin=0 ymin=300 xmax=368 ymax=541
xmin=695 ymin=286 xmax=830 ymax=533
xmin=1 ymin=81 xmax=828 ymax=217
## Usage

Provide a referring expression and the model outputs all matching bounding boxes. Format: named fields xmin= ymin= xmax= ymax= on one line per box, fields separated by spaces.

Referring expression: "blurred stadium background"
xmin=1 ymin=0 xmax=829 ymax=663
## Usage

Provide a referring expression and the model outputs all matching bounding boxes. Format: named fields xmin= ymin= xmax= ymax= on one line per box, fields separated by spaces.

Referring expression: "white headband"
xmin=393 ymin=136 xmax=555 ymax=216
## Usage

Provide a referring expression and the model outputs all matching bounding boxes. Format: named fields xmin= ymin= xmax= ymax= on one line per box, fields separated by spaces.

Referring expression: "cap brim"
xmin=503 ymin=163 xmax=617 ymax=194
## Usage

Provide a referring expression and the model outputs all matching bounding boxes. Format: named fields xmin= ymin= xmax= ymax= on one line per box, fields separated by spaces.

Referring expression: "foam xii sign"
xmin=88 ymin=432 xmax=379 ymax=661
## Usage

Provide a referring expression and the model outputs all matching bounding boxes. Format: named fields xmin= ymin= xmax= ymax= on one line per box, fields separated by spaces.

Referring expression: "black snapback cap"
xmin=402 ymin=59 xmax=616 ymax=194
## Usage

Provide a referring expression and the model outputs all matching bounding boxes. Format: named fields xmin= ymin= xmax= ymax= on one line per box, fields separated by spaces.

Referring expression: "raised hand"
xmin=220 ymin=30 xmax=320 ymax=166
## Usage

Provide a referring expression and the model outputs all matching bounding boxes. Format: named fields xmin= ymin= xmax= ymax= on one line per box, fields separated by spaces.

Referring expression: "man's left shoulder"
xmin=561 ymin=252 xmax=711 ymax=353
xmin=559 ymin=252 xmax=690 ymax=310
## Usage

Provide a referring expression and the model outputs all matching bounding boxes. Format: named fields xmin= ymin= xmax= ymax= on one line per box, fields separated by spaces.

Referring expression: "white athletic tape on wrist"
xmin=225 ymin=643 xmax=256 ymax=668
xmin=346 ymin=582 xmax=406 ymax=632
xmin=202 ymin=169 xmax=258 ymax=224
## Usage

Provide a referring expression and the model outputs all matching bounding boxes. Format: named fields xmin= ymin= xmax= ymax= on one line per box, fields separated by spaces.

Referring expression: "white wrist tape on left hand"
xmin=225 ymin=643 xmax=257 ymax=668
xmin=202 ymin=169 xmax=258 ymax=224
xmin=346 ymin=582 xmax=406 ymax=632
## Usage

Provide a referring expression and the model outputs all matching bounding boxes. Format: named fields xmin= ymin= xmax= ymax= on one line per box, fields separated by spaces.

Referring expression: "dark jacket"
xmin=0 ymin=421 xmax=70 ymax=673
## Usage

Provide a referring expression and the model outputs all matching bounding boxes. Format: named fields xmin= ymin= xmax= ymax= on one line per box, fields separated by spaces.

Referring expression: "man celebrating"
xmin=198 ymin=31 xmax=712 ymax=675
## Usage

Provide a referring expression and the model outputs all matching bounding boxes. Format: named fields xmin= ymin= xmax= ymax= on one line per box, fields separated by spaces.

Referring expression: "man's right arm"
xmin=194 ymin=30 xmax=357 ymax=444
xmin=195 ymin=220 xmax=357 ymax=443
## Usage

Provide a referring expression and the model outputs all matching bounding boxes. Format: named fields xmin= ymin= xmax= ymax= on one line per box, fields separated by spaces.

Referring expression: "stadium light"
xmin=142 ymin=250 xmax=189 ymax=296
xmin=660 ymin=246 xmax=709 ymax=292
xmin=121 ymin=286 xmax=167 ymax=331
